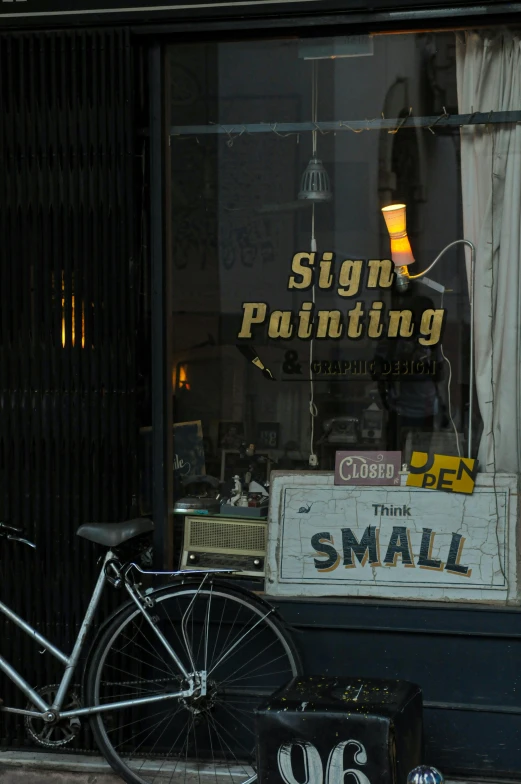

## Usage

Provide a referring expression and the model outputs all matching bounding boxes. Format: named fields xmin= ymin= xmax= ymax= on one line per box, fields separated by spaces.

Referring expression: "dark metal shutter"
xmin=0 ymin=29 xmax=138 ymax=748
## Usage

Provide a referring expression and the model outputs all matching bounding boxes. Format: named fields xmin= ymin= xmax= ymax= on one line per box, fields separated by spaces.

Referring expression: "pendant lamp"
xmin=298 ymin=60 xmax=331 ymax=203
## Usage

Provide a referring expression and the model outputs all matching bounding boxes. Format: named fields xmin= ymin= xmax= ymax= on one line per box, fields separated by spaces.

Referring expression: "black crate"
xmin=255 ymin=676 xmax=423 ymax=784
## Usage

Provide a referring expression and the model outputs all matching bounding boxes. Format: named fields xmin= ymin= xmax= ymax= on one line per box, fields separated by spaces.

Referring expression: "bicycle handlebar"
xmin=0 ymin=523 xmax=36 ymax=549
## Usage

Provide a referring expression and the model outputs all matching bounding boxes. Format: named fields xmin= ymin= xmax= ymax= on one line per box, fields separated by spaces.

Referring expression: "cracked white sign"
xmin=267 ymin=473 xmax=518 ymax=602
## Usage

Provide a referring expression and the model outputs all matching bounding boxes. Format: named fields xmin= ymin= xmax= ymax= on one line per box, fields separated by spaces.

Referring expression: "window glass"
xmin=168 ymin=32 xmax=478 ymax=489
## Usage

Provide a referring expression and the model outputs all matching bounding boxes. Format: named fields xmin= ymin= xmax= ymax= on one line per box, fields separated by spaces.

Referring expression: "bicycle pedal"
xmin=70 ymin=720 xmax=81 ymax=736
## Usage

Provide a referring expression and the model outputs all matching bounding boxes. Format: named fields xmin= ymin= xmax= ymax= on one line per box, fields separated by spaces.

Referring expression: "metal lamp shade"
xmin=298 ymin=156 xmax=332 ymax=201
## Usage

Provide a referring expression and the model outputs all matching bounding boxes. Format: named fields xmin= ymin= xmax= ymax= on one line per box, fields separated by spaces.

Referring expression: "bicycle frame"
xmin=0 ymin=551 xmax=225 ymax=721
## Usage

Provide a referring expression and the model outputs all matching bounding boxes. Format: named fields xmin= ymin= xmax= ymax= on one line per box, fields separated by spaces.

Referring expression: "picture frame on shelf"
xmin=256 ymin=422 xmax=280 ymax=450
xmin=217 ymin=421 xmax=245 ymax=450
xmin=220 ymin=449 xmax=271 ymax=484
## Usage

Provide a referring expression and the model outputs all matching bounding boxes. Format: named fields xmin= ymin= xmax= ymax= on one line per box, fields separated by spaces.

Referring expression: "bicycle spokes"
xmin=88 ymin=583 xmax=300 ymax=784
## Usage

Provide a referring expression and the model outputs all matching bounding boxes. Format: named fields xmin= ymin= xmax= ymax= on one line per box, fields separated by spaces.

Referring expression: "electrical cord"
xmin=308 ymin=61 xmax=319 ymax=467
xmin=309 ymin=204 xmax=318 ymax=466
xmin=490 ymin=131 xmax=506 ymax=585
xmin=439 ymin=290 xmax=461 ymax=457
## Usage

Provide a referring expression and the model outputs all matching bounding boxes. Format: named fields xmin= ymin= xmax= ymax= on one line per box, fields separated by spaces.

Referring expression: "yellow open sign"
xmin=406 ymin=452 xmax=477 ymax=495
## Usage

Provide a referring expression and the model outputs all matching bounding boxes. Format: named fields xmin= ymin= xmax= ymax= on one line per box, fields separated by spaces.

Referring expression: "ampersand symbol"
xmin=283 ymin=350 xmax=302 ymax=375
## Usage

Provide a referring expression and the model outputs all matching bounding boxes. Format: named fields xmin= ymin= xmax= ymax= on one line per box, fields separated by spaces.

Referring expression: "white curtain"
xmin=456 ymin=30 xmax=521 ymax=473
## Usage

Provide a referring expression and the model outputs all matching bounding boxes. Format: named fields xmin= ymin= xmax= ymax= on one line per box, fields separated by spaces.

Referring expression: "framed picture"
xmin=173 ymin=420 xmax=206 ymax=491
xmin=256 ymin=422 xmax=280 ymax=450
xmin=220 ymin=449 xmax=271 ymax=483
xmin=139 ymin=420 xmax=207 ymax=512
xmin=218 ymin=421 xmax=245 ymax=450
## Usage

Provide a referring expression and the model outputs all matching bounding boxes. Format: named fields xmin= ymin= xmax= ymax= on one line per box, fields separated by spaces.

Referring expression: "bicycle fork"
xmin=121 ymin=566 xmax=204 ymax=698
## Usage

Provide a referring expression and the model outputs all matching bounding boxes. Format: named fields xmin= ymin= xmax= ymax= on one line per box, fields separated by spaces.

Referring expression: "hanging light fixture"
xmin=298 ymin=61 xmax=332 ymax=203
xmin=301 ymin=60 xmax=332 ymax=471
xmin=298 ymin=156 xmax=332 ymax=202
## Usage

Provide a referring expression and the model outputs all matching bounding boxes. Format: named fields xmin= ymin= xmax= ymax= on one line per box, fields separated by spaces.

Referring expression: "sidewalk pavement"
xmin=0 ymin=751 xmax=512 ymax=784
xmin=0 ymin=752 xmax=120 ymax=784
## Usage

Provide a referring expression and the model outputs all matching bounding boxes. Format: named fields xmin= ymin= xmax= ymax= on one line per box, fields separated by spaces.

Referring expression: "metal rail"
xmin=168 ymin=110 xmax=521 ymax=136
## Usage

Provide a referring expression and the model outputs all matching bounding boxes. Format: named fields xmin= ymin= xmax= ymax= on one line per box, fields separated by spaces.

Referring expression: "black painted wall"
xmin=0 ymin=28 xmax=143 ymax=747
xmin=274 ymin=596 xmax=521 ymax=779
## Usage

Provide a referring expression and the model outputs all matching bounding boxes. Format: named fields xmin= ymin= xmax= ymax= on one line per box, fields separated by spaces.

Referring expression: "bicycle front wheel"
xmin=86 ymin=579 xmax=301 ymax=784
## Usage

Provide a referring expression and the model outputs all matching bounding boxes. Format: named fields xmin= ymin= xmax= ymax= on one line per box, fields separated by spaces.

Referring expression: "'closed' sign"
xmin=334 ymin=451 xmax=402 ymax=486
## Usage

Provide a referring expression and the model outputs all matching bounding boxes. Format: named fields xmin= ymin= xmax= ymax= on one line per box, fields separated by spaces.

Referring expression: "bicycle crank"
xmin=24 ymin=684 xmax=82 ymax=748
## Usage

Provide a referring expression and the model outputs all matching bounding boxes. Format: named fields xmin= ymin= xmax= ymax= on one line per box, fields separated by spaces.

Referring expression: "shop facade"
xmin=1 ymin=0 xmax=521 ymax=777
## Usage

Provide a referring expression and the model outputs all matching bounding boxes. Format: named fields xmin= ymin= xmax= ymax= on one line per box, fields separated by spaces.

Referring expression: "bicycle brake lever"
xmin=6 ymin=535 xmax=36 ymax=549
xmin=0 ymin=522 xmax=23 ymax=534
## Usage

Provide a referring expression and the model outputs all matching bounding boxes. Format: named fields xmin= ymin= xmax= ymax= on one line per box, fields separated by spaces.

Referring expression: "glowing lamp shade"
xmin=381 ymin=203 xmax=415 ymax=267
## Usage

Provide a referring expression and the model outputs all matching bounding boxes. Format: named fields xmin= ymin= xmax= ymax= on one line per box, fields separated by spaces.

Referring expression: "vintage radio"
xmin=181 ymin=515 xmax=267 ymax=577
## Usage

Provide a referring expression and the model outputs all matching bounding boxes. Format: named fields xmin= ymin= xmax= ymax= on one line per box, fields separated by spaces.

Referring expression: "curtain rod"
xmin=167 ymin=110 xmax=521 ymax=136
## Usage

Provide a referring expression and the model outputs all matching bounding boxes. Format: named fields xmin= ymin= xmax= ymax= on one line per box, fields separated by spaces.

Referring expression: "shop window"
xmin=167 ymin=27 xmax=518 ymax=490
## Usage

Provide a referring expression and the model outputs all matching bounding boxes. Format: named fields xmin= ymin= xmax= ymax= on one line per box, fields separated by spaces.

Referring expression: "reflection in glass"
xmin=168 ymin=31 xmax=480 ymax=483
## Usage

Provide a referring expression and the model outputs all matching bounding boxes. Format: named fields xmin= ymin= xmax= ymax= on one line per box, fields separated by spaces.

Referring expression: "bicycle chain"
xmin=101 ymin=677 xmax=181 ymax=687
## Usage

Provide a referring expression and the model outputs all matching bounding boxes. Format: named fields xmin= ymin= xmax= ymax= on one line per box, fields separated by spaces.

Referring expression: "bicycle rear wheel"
xmin=86 ymin=579 xmax=301 ymax=784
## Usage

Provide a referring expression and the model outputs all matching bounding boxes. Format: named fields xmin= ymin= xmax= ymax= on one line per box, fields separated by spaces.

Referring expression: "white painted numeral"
xmin=277 ymin=740 xmax=369 ymax=784
xmin=278 ymin=742 xmax=324 ymax=784
xmin=326 ymin=741 xmax=371 ymax=784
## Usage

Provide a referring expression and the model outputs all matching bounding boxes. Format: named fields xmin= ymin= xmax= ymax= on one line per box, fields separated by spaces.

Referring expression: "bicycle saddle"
xmin=76 ymin=518 xmax=154 ymax=547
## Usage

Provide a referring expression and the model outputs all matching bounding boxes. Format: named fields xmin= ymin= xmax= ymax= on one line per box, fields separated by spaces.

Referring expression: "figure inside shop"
xmin=372 ymin=295 xmax=448 ymax=462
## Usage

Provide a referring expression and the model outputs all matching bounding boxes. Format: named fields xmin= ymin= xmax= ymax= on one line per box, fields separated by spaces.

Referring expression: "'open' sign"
xmin=406 ymin=452 xmax=477 ymax=495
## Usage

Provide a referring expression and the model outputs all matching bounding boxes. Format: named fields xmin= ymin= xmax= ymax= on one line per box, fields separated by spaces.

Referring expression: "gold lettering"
xmin=338 ymin=260 xmax=363 ymax=297
xmin=316 ymin=310 xmax=342 ymax=339
xmin=418 ymin=309 xmax=444 ymax=346
xmin=368 ymin=301 xmax=384 ymax=338
xmin=347 ymin=301 xmax=364 ymax=338
xmin=237 ymin=303 xmax=268 ymax=339
xmin=268 ymin=310 xmax=294 ymax=339
xmin=288 ymin=252 xmax=315 ymax=289
xmin=298 ymin=302 xmax=314 ymax=339
xmin=367 ymin=259 xmax=394 ymax=289
xmin=318 ymin=252 xmax=334 ymax=289
xmin=388 ymin=309 xmax=414 ymax=338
